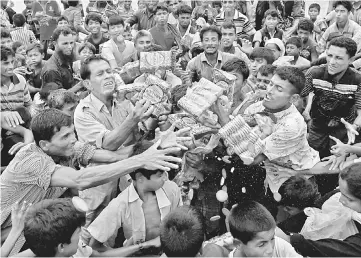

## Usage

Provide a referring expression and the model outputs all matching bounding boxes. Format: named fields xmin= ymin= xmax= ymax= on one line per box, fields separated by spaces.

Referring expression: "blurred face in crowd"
xmin=123 ymin=30 xmax=133 ymax=41
xmin=308 ymin=7 xmax=319 ymax=20
xmin=1 ymin=55 xmax=14 ymax=78
xmin=326 ymin=45 xmax=350 ymax=75
xmin=145 ymin=0 xmax=159 ymax=12
xmin=16 ymin=45 xmax=26 ymax=56
xmin=167 ymin=0 xmax=179 ymax=14
xmin=143 ymin=171 xmax=167 ymax=191
xmin=221 ymin=27 xmax=236 ymax=48
xmin=138 ymin=0 xmax=145 ymax=9
xmin=256 ymin=72 xmax=273 ymax=91
xmin=178 ymin=12 xmax=191 ymax=29
xmin=108 ymin=23 xmax=124 ymax=39
xmin=135 ymin=35 xmax=152 ymax=52
xmin=55 ymin=33 xmax=75 ymax=57
xmin=222 ymin=0 xmax=235 ymax=13
xmin=335 ymin=4 xmax=349 ymax=24
xmin=124 ymin=0 xmax=131 ymax=9
xmin=42 ymin=125 xmax=77 ymax=157
xmin=155 ymin=9 xmax=169 ymax=26
xmin=24 ymin=0 xmax=34 ymax=9
xmin=202 ymin=31 xmax=220 ymax=55
xmin=264 ymin=15 xmax=278 ymax=30
xmin=1 ymin=37 xmax=13 ymax=48
xmin=57 ymin=20 xmax=69 ymax=28
xmin=286 ymin=43 xmax=299 ymax=57
xmin=297 ymin=29 xmax=311 ymax=44
xmin=79 ymin=47 xmax=94 ymax=62
xmin=234 ymin=228 xmax=275 ymax=257
xmin=250 ymin=58 xmax=267 ymax=77
xmin=1 ymin=0 xmax=8 ymax=8
xmin=27 ymin=47 xmax=44 ymax=67
xmin=265 ymin=43 xmax=282 ymax=59
xmin=339 ymin=177 xmax=361 ymax=213
xmin=88 ymin=19 xmax=101 ymax=35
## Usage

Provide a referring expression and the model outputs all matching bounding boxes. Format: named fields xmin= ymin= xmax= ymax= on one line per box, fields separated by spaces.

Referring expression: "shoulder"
xmin=221 ymin=51 xmax=237 ymax=60
xmin=162 ymin=180 xmax=180 ymax=195
xmin=13 ymin=73 xmax=26 ymax=87
xmin=307 ymin=64 xmax=327 ymax=76
xmin=75 ymin=95 xmax=93 ymax=113
xmin=134 ymin=9 xmax=145 ymax=16
xmin=275 ymin=236 xmax=302 ymax=257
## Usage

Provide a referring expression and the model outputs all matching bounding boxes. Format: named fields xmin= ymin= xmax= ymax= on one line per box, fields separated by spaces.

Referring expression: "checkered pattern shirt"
xmin=215 ymin=10 xmax=256 ymax=38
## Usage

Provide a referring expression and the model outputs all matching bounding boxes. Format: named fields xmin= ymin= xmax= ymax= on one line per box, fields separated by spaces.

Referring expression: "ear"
xmin=82 ymin=79 xmax=92 ymax=91
xmin=290 ymin=93 xmax=300 ymax=105
xmin=39 ymin=140 xmax=50 ymax=152
xmin=57 ymin=243 xmax=65 ymax=255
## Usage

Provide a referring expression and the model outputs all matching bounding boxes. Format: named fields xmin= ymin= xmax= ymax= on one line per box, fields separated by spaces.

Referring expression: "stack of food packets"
xmin=213 ymin=68 xmax=236 ymax=105
xmin=139 ymin=51 xmax=173 ymax=73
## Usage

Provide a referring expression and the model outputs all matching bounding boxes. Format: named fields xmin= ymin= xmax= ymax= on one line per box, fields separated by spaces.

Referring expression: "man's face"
xmin=16 ymin=45 xmax=27 ymax=56
xmin=109 ymin=23 xmax=124 ymax=38
xmin=222 ymin=0 xmax=235 ymax=12
xmin=145 ymin=0 xmax=159 ymax=12
xmin=239 ymin=228 xmax=275 ymax=257
xmin=339 ymin=177 xmax=361 ymax=213
xmin=326 ymin=45 xmax=350 ymax=75
xmin=88 ymin=19 xmax=101 ymax=35
xmin=136 ymin=35 xmax=152 ymax=52
xmin=79 ymin=47 xmax=94 ymax=62
xmin=24 ymin=0 xmax=33 ymax=9
xmin=57 ymin=20 xmax=69 ymax=28
xmin=250 ymin=58 xmax=267 ymax=76
xmin=1 ymin=55 xmax=14 ymax=77
xmin=308 ymin=7 xmax=319 ymax=20
xmin=155 ymin=9 xmax=169 ymax=26
xmin=221 ymin=27 xmax=236 ymax=48
xmin=87 ymin=60 xmax=116 ymax=98
xmin=124 ymin=0 xmax=131 ymax=9
xmin=55 ymin=33 xmax=75 ymax=56
xmin=256 ymin=72 xmax=272 ymax=90
xmin=297 ymin=29 xmax=310 ymax=43
xmin=168 ymin=0 xmax=179 ymax=14
xmin=145 ymin=171 xmax=167 ymax=191
xmin=202 ymin=31 xmax=220 ymax=55
xmin=335 ymin=4 xmax=349 ymax=24
xmin=46 ymin=125 xmax=77 ymax=157
xmin=27 ymin=48 xmax=44 ymax=66
xmin=178 ymin=13 xmax=191 ymax=28
xmin=264 ymin=15 xmax=278 ymax=30
xmin=285 ymin=43 xmax=299 ymax=57
xmin=1 ymin=37 xmax=13 ymax=48
xmin=263 ymin=74 xmax=296 ymax=110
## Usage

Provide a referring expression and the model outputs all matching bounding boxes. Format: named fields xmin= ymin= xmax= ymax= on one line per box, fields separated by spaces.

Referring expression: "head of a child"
xmin=108 ymin=16 xmax=125 ymax=40
xmin=134 ymin=30 xmax=153 ymax=52
xmin=263 ymin=66 xmax=304 ymax=111
xmin=85 ymin=13 xmax=103 ymax=35
xmin=256 ymin=64 xmax=276 ymax=90
xmin=213 ymin=1 xmax=222 ymax=13
xmin=308 ymin=3 xmax=320 ymax=21
xmin=285 ymin=37 xmax=302 ymax=57
xmin=326 ymin=37 xmax=357 ymax=75
xmin=265 ymin=38 xmax=285 ymax=59
xmin=1 ymin=46 xmax=15 ymax=78
xmin=13 ymin=13 xmax=26 ymax=28
xmin=24 ymin=198 xmax=85 ymax=257
xmin=78 ymin=42 xmax=95 ymax=62
xmin=249 ymin=47 xmax=275 ymax=77
xmin=166 ymin=0 xmax=179 ymax=14
xmin=297 ymin=18 xmax=314 ymax=44
xmin=24 ymin=0 xmax=34 ymax=9
xmin=123 ymin=0 xmax=132 ymax=9
xmin=39 ymin=82 xmax=61 ymax=102
xmin=279 ymin=176 xmax=321 ymax=216
xmin=177 ymin=4 xmax=192 ymax=29
xmin=48 ymin=89 xmax=80 ymax=119
xmin=200 ymin=25 xmax=222 ymax=55
xmin=334 ymin=1 xmax=352 ymax=25
xmin=221 ymin=22 xmax=237 ymax=48
xmin=123 ymin=27 xmax=133 ymax=41
xmin=222 ymin=0 xmax=235 ymax=13
xmin=26 ymin=43 xmax=44 ymax=67
xmin=221 ymin=57 xmax=249 ymax=95
xmin=155 ymin=3 xmax=169 ymax=27
xmin=263 ymin=9 xmax=279 ymax=31
xmin=229 ymin=201 xmax=276 ymax=257
xmin=339 ymin=163 xmax=361 ymax=213
xmin=57 ymin=16 xmax=69 ymax=28
xmin=12 ymin=41 xmax=26 ymax=56
xmin=160 ymin=206 xmax=205 ymax=257
xmin=0 ymin=28 xmax=13 ymax=48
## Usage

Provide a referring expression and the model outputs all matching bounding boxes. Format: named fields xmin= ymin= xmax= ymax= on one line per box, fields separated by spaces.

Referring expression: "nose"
xmin=264 ymin=242 xmax=273 ymax=256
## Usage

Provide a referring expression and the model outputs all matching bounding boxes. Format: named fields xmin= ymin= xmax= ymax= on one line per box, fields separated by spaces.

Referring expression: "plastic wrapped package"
xmin=139 ymin=51 xmax=173 ymax=73
xmin=213 ymin=68 xmax=237 ymax=104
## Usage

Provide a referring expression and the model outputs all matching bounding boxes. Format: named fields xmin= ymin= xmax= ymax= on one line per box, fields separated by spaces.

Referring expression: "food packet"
xmin=213 ymin=69 xmax=236 ymax=104
xmin=140 ymin=51 xmax=173 ymax=73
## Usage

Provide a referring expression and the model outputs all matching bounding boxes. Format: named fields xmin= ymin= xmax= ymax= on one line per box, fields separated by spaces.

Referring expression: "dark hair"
xmin=274 ymin=66 xmax=305 ymax=94
xmin=48 ymin=89 xmax=80 ymax=110
xmin=96 ymin=0 xmax=107 ymax=9
xmin=160 ymin=206 xmax=205 ymax=257
xmin=221 ymin=21 xmax=236 ymax=34
xmin=80 ymin=55 xmax=110 ymax=80
xmin=286 ymin=36 xmax=302 ymax=48
xmin=333 ymin=0 xmax=352 ymax=12
xmin=108 ymin=15 xmax=125 ymax=28
xmin=340 ymin=163 xmax=361 ymax=200
xmin=328 ymin=36 xmax=357 ymax=58
xmin=258 ymin=64 xmax=276 ymax=76
xmin=67 ymin=0 xmax=79 ymax=7
xmin=12 ymin=41 xmax=23 ymax=52
xmin=31 ymin=109 xmax=73 ymax=145
xmin=212 ymin=1 xmax=221 ymax=7
xmin=1 ymin=28 xmax=11 ymax=39
xmin=279 ymin=176 xmax=321 ymax=209
xmin=250 ymin=47 xmax=275 ymax=65
xmin=78 ymin=42 xmax=96 ymax=55
xmin=221 ymin=57 xmax=250 ymax=80
xmin=52 ymin=26 xmax=75 ymax=42
xmin=39 ymin=82 xmax=61 ymax=102
xmin=176 ymin=4 xmax=192 ymax=16
xmin=264 ymin=9 xmax=279 ymax=19
xmin=170 ymin=83 xmax=188 ymax=108
xmin=85 ymin=13 xmax=103 ymax=25
xmin=309 ymin=3 xmax=320 ymax=12
xmin=57 ymin=15 xmax=69 ymax=24
xmin=298 ymin=18 xmax=314 ymax=33
xmin=1 ymin=45 xmax=15 ymax=61
xmin=26 ymin=42 xmax=44 ymax=55
xmin=190 ymin=45 xmax=204 ymax=58
xmin=229 ymin=201 xmax=276 ymax=244
xmin=24 ymin=198 xmax=85 ymax=257
xmin=200 ymin=25 xmax=222 ymax=41
xmin=155 ymin=3 xmax=169 ymax=13
xmin=12 ymin=13 xmax=26 ymax=27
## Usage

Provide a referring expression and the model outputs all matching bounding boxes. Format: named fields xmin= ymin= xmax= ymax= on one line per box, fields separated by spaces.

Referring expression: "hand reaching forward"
xmin=329 ymin=135 xmax=351 ymax=157
xmin=341 ymin=118 xmax=359 ymax=144
xmin=155 ymin=123 xmax=192 ymax=150
xmin=131 ymin=99 xmax=154 ymax=123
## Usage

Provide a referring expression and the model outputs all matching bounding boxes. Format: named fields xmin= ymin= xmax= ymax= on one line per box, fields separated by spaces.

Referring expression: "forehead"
xmin=250 ymin=228 xmax=275 ymax=243
xmin=137 ymin=35 xmax=152 ymax=42
xmin=327 ymin=45 xmax=349 ymax=57
xmin=88 ymin=60 xmax=111 ymax=74
xmin=53 ymin=125 xmax=75 ymax=139
xmin=271 ymin=74 xmax=292 ymax=88
xmin=27 ymin=48 xmax=41 ymax=54
xmin=203 ymin=31 xmax=219 ymax=38
xmin=335 ymin=4 xmax=347 ymax=10
xmin=221 ymin=27 xmax=235 ymax=33
xmin=156 ymin=9 xmax=168 ymax=14
xmin=57 ymin=33 xmax=75 ymax=42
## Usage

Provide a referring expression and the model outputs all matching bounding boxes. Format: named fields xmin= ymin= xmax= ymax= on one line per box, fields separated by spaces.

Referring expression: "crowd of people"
xmin=1 ymin=0 xmax=361 ymax=257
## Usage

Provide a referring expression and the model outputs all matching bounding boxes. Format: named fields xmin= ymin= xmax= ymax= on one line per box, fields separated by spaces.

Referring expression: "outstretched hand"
xmin=329 ymin=135 xmax=351 ymax=157
xmin=155 ymin=123 xmax=192 ymax=150
xmin=341 ymin=118 xmax=359 ymax=144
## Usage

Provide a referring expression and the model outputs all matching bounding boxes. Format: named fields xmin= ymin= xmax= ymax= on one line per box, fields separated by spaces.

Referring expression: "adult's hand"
xmin=131 ymin=99 xmax=154 ymax=123
xmin=185 ymin=152 xmax=205 ymax=169
xmin=2 ymin=111 xmax=24 ymax=128
xmin=212 ymin=97 xmax=231 ymax=127
xmin=8 ymin=142 xmax=26 ymax=156
xmin=13 ymin=66 xmax=30 ymax=76
xmin=143 ymin=236 xmax=161 ymax=248
xmin=341 ymin=118 xmax=359 ymax=144
xmin=155 ymin=123 xmax=191 ymax=150
xmin=321 ymin=154 xmax=346 ymax=171
xmin=329 ymin=135 xmax=351 ymax=156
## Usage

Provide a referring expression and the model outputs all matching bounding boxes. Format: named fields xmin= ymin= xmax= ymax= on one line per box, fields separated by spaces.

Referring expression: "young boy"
xmin=0 ymin=28 xmax=13 ymax=48
xmin=84 ymin=13 xmax=109 ymax=55
xmin=73 ymin=42 xmax=96 ymax=76
xmin=12 ymin=42 xmax=27 ymax=68
xmin=308 ymin=3 xmax=327 ymax=43
xmin=297 ymin=18 xmax=318 ymax=62
xmin=10 ymin=14 xmax=37 ymax=47
xmin=26 ymin=43 xmax=45 ymax=98
xmin=166 ymin=0 xmax=180 ymax=26
xmin=253 ymin=10 xmax=283 ymax=48
xmin=56 ymin=15 xmax=69 ymax=27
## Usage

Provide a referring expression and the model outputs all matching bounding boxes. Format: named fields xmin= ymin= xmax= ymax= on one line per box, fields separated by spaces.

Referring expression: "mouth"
xmin=264 ymin=94 xmax=272 ymax=101
xmin=104 ymin=80 xmax=115 ymax=88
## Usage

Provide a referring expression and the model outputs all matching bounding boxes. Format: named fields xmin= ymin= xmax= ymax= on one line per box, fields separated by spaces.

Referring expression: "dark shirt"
xmin=85 ymin=34 xmax=109 ymax=54
xmin=127 ymin=8 xmax=156 ymax=31
xmin=41 ymin=52 xmax=74 ymax=90
xmin=5 ymin=7 xmax=16 ymax=24
xmin=149 ymin=25 xmax=178 ymax=51
xmin=26 ymin=70 xmax=42 ymax=99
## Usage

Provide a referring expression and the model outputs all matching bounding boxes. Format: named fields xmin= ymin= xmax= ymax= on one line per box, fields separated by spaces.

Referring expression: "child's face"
xmin=123 ymin=31 xmax=133 ymax=41
xmin=1 ymin=37 xmax=13 ymax=48
xmin=297 ymin=29 xmax=311 ymax=43
xmin=221 ymin=27 xmax=236 ymax=48
xmin=308 ymin=7 xmax=319 ymax=20
xmin=24 ymin=0 xmax=33 ymax=9
xmin=155 ymin=9 xmax=169 ymax=26
xmin=266 ymin=43 xmax=282 ymax=59
xmin=264 ymin=15 xmax=278 ymax=30
xmin=238 ymin=228 xmax=275 ymax=257
xmin=58 ymin=20 xmax=69 ymax=28
xmin=339 ymin=177 xmax=361 ymax=213
xmin=88 ymin=19 xmax=101 ymax=34
xmin=27 ymin=48 xmax=43 ymax=66
xmin=231 ymin=72 xmax=245 ymax=95
xmin=286 ymin=43 xmax=299 ymax=57
xmin=250 ymin=58 xmax=267 ymax=77
xmin=178 ymin=13 xmax=191 ymax=28
xmin=16 ymin=45 xmax=27 ymax=56
xmin=109 ymin=23 xmax=124 ymax=38
xmin=79 ymin=47 xmax=94 ymax=61
xmin=256 ymin=72 xmax=272 ymax=90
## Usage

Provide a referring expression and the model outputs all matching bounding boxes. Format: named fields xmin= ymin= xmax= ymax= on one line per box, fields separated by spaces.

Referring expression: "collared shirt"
xmin=149 ymin=25 xmax=178 ymax=51
xmin=220 ymin=44 xmax=250 ymax=66
xmin=253 ymin=27 xmax=283 ymax=47
xmin=10 ymin=27 xmax=37 ymax=47
xmin=87 ymin=181 xmax=182 ymax=246
xmin=301 ymin=64 xmax=361 ymax=124
xmin=244 ymin=102 xmax=320 ymax=194
xmin=41 ymin=52 xmax=75 ymax=90
xmin=127 ymin=9 xmax=157 ymax=31
xmin=318 ymin=20 xmax=361 ymax=53
xmin=1 ymin=74 xmax=32 ymax=112
xmin=215 ymin=10 xmax=256 ymax=38
xmin=186 ymin=51 xmax=236 ymax=82
xmin=101 ymin=39 xmax=136 ymax=67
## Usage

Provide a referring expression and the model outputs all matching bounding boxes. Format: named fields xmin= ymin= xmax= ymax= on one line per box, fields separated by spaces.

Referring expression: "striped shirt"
xmin=10 ymin=27 xmax=37 ymax=47
xmin=215 ymin=10 xmax=256 ymax=38
xmin=0 ymin=74 xmax=32 ymax=112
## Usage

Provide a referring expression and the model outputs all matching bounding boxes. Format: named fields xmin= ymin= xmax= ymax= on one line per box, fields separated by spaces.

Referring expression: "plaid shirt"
xmin=215 ymin=9 xmax=256 ymax=38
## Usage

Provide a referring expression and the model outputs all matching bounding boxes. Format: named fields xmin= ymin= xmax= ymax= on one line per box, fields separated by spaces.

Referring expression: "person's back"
xmin=10 ymin=14 xmax=37 ymax=47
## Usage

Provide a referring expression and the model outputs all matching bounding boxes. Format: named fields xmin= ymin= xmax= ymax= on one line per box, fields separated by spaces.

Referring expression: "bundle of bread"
xmin=140 ymin=51 xmax=173 ymax=73
xmin=213 ymin=69 xmax=236 ymax=105
xmin=219 ymin=114 xmax=275 ymax=165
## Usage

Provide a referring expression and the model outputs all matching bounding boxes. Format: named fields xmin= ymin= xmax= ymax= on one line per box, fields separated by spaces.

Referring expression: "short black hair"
xmin=190 ymin=45 xmax=204 ymax=58
xmin=229 ymin=201 xmax=276 ymax=244
xmin=85 ymin=12 xmax=103 ymax=25
xmin=274 ymin=66 xmax=305 ymax=94
xmin=52 ymin=26 xmax=75 ymax=42
xmin=31 ymin=109 xmax=73 ymax=145
xmin=80 ymin=55 xmax=110 ymax=80
xmin=258 ymin=64 xmax=276 ymax=77
xmin=26 ymin=42 xmax=44 ymax=55
xmin=264 ymin=9 xmax=279 ymax=19
xmin=279 ymin=176 xmax=321 ymax=210
xmin=39 ymin=82 xmax=61 ymax=102
xmin=340 ymin=163 xmax=361 ymax=200
xmin=96 ymin=0 xmax=107 ymax=9
xmin=1 ymin=28 xmax=11 ymax=39
xmin=108 ymin=15 xmax=124 ymax=28
xmin=333 ymin=0 xmax=352 ymax=12
xmin=12 ymin=13 xmax=26 ymax=27
xmin=176 ymin=4 xmax=192 ymax=16
xmin=155 ymin=3 xmax=169 ymax=13
xmin=200 ymin=25 xmax=222 ymax=41
xmin=12 ymin=41 xmax=23 ymax=52
xmin=67 ymin=0 xmax=79 ymax=7
xmin=57 ymin=15 xmax=69 ymax=24
xmin=78 ymin=41 xmax=96 ymax=55
xmin=286 ymin=36 xmax=302 ymax=48
xmin=1 ymin=45 xmax=15 ymax=61
xmin=298 ymin=18 xmax=314 ymax=33
xmin=24 ymin=198 xmax=85 ymax=257
xmin=221 ymin=21 xmax=236 ymax=34
xmin=309 ymin=3 xmax=320 ymax=12
xmin=221 ymin=57 xmax=250 ymax=80
xmin=160 ymin=206 xmax=205 ymax=257
xmin=48 ymin=89 xmax=80 ymax=110
xmin=328 ymin=36 xmax=357 ymax=58
xmin=250 ymin=47 xmax=275 ymax=65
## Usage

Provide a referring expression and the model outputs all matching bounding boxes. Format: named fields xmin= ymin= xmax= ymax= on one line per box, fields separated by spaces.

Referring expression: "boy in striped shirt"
xmin=10 ymin=13 xmax=37 ymax=47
